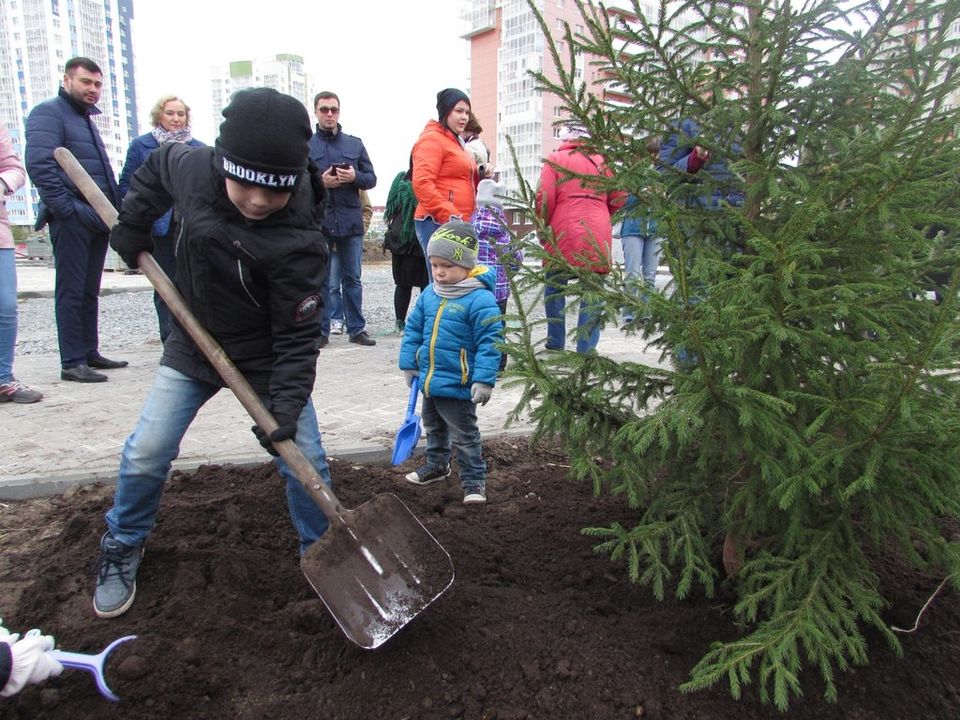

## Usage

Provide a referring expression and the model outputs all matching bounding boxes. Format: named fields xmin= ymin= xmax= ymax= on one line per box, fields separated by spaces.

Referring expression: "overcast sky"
xmin=131 ymin=1 xmax=471 ymax=204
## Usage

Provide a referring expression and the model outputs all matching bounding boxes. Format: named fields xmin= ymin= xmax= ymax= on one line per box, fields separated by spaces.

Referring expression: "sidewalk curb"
xmin=0 ymin=428 xmax=534 ymax=501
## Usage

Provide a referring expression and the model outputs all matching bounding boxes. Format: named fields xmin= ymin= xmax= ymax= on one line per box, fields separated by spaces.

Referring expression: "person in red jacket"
xmin=536 ymin=124 xmax=625 ymax=354
xmin=412 ymin=88 xmax=479 ymax=282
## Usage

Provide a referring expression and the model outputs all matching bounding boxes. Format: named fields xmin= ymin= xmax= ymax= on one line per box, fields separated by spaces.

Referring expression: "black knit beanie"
xmin=215 ymin=87 xmax=311 ymax=191
xmin=436 ymin=88 xmax=470 ymax=122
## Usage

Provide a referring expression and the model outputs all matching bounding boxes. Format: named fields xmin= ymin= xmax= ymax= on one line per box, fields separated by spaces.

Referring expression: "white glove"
xmin=1 ymin=633 xmax=64 ymax=697
xmin=403 ymin=370 xmax=419 ymax=387
xmin=471 ymin=383 xmax=493 ymax=406
xmin=0 ymin=621 xmax=19 ymax=645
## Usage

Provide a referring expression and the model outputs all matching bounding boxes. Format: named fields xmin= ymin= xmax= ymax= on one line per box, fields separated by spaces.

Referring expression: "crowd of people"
xmin=1 ymin=56 xmax=746 ymax=696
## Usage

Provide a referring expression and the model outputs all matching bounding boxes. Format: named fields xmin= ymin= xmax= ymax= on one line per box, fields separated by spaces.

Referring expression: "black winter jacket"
xmin=115 ymin=144 xmax=328 ymax=423
xmin=0 ymin=642 xmax=10 ymax=694
xmin=25 ymin=88 xmax=120 ymax=229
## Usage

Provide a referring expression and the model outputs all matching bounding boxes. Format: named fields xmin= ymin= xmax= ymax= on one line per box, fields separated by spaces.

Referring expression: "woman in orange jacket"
xmin=411 ymin=88 xmax=478 ymax=281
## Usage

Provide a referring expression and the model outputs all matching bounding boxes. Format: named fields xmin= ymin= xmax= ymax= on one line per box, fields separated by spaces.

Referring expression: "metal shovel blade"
xmin=300 ymin=492 xmax=453 ymax=649
xmin=391 ymin=377 xmax=422 ymax=466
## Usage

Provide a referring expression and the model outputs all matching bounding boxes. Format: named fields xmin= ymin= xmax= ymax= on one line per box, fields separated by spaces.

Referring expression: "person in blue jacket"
xmin=398 ymin=221 xmax=503 ymax=505
xmin=118 ymin=95 xmax=203 ymax=342
xmin=118 ymin=95 xmax=205 ymax=342
xmin=307 ymin=91 xmax=377 ymax=348
xmin=25 ymin=57 xmax=126 ymax=383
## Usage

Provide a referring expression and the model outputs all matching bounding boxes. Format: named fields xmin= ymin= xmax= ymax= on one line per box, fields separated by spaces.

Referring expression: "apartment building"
xmin=209 ymin=54 xmax=312 ymax=130
xmin=463 ymin=0 xmax=663 ymax=232
xmin=0 ymin=0 xmax=137 ymax=229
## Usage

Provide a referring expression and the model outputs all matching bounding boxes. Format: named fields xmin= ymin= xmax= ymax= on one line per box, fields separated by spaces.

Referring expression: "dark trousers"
xmin=152 ymin=233 xmax=177 ymax=343
xmin=49 ymin=219 xmax=109 ymax=368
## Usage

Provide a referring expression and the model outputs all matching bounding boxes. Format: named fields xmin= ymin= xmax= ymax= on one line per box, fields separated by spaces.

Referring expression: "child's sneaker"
xmin=0 ymin=378 xmax=43 ymax=404
xmin=331 ymin=320 xmax=345 ymax=335
xmin=463 ymin=488 xmax=487 ymax=505
xmin=404 ymin=463 xmax=451 ymax=486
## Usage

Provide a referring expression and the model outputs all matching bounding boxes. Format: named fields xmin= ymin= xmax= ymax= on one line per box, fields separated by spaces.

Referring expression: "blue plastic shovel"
xmin=28 ymin=629 xmax=136 ymax=702
xmin=391 ymin=376 xmax=422 ymax=465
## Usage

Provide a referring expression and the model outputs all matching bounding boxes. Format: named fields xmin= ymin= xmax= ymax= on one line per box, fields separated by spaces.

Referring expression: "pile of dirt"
xmin=0 ymin=437 xmax=957 ymax=719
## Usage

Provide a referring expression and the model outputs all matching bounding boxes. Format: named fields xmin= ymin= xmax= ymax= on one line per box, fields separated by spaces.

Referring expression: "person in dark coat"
xmin=118 ymin=95 xmax=205 ymax=342
xmin=24 ymin=56 xmax=126 ymax=383
xmin=93 ymin=88 xmax=333 ymax=620
xmin=383 ymin=167 xmax=429 ymax=332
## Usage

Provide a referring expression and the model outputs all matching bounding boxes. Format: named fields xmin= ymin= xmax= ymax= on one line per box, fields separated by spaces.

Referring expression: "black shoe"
xmin=61 ymin=364 xmax=108 ymax=383
xmin=87 ymin=354 xmax=129 ymax=369
xmin=349 ymin=332 xmax=376 ymax=347
xmin=315 ymin=335 xmax=329 ymax=350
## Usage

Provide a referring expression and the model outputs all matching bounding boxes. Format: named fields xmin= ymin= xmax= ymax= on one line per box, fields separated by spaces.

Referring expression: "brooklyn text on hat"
xmin=214 ymin=87 xmax=312 ymax=191
xmin=220 ymin=158 xmax=299 ymax=189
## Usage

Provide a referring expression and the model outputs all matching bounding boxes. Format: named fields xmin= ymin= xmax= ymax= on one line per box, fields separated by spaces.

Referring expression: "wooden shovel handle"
xmin=53 ymin=147 xmax=345 ymax=521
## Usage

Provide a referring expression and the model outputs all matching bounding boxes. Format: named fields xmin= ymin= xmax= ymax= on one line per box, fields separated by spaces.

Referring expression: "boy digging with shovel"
xmin=93 ymin=88 xmax=333 ymax=619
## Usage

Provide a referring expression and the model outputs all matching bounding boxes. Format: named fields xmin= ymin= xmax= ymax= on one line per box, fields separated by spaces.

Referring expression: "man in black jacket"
xmin=25 ymin=57 xmax=126 ymax=383
xmin=94 ymin=88 xmax=333 ymax=619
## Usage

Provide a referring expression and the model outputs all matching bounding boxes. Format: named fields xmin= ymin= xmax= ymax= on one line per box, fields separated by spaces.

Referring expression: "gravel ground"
xmin=15 ymin=261 xmax=407 ymax=356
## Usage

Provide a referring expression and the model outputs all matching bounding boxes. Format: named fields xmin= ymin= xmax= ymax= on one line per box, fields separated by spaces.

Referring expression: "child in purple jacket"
xmin=470 ymin=179 xmax=522 ymax=371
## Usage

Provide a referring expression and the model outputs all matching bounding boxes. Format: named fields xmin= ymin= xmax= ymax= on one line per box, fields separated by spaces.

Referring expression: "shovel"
xmin=391 ymin=376 xmax=422 ymax=465
xmin=29 ymin=630 xmax=137 ymax=702
xmin=54 ymin=147 xmax=454 ymax=649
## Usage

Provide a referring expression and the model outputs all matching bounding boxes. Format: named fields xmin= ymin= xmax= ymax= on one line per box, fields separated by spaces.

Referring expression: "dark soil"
xmin=1 ymin=437 xmax=957 ymax=719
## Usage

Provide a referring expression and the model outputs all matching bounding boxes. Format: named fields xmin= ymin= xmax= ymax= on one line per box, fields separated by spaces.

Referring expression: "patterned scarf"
xmin=151 ymin=126 xmax=193 ymax=145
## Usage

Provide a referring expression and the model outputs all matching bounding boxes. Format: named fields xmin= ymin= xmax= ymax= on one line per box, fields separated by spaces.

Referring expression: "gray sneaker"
xmin=93 ymin=533 xmax=144 ymax=618
xmin=404 ymin=463 xmax=451 ymax=486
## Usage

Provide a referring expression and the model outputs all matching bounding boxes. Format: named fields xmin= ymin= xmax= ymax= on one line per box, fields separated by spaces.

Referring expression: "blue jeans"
xmin=0 ymin=248 xmax=17 ymax=382
xmin=544 ymin=270 xmax=602 ymax=355
xmin=320 ymin=234 xmax=364 ymax=336
xmin=421 ymin=394 xmax=486 ymax=493
xmin=105 ymin=366 xmax=332 ymax=554
xmin=620 ymin=234 xmax=660 ymax=321
xmin=414 ymin=218 xmax=442 ymax=283
xmin=327 ymin=254 xmax=344 ymax=325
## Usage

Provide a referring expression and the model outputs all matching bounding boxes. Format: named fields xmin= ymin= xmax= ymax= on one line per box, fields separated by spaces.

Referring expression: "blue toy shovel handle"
xmin=46 ymin=634 xmax=138 ymax=702
xmin=405 ymin=376 xmax=420 ymax=421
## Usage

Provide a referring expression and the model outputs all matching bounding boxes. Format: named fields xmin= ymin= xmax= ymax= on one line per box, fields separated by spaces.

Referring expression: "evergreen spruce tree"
xmin=503 ymin=0 xmax=960 ymax=709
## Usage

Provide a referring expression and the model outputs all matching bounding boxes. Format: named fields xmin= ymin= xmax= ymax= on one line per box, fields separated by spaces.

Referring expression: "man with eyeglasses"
xmin=308 ymin=91 xmax=378 ymax=348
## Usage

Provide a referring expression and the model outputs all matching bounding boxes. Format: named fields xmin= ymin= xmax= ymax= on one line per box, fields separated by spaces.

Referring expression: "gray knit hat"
xmin=426 ymin=221 xmax=478 ymax=269
xmin=476 ymin=179 xmax=506 ymax=210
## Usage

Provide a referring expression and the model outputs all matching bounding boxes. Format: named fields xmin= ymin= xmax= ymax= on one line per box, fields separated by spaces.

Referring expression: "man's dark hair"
xmin=313 ymin=91 xmax=340 ymax=107
xmin=64 ymin=57 xmax=103 ymax=75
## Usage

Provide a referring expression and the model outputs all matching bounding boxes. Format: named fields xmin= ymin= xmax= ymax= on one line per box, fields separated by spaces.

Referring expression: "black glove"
xmin=110 ymin=223 xmax=155 ymax=269
xmin=251 ymin=413 xmax=298 ymax=457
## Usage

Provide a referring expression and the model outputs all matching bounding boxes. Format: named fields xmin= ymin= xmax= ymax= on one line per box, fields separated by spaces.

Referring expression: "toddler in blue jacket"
xmin=398 ymin=220 xmax=503 ymax=504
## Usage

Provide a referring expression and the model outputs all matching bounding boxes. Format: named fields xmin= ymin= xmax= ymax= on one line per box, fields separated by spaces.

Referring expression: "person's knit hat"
xmin=215 ymin=87 xmax=311 ymax=191
xmin=426 ymin=220 xmax=479 ymax=269
xmin=558 ymin=123 xmax=589 ymax=142
xmin=476 ymin=179 xmax=506 ymax=210
xmin=436 ymin=88 xmax=470 ymax=121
